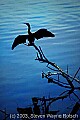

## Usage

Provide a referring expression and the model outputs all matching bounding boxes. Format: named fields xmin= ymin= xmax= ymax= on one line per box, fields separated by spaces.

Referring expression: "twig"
xmin=33 ymin=44 xmax=80 ymax=84
xmin=23 ymin=44 xmax=80 ymax=115
xmin=73 ymin=67 xmax=80 ymax=81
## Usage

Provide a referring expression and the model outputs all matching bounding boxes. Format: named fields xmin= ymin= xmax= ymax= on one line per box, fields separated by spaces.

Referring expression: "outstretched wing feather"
xmin=12 ymin=35 xmax=28 ymax=50
xmin=33 ymin=29 xmax=55 ymax=40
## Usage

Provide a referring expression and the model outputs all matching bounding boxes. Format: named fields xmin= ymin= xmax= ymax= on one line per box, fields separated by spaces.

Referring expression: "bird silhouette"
xmin=12 ymin=23 xmax=55 ymax=50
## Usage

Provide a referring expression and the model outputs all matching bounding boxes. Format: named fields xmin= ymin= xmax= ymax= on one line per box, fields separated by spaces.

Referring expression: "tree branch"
xmin=33 ymin=44 xmax=80 ymax=84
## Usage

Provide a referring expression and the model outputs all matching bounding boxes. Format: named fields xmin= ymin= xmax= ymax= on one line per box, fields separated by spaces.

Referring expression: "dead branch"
xmin=0 ymin=109 xmax=9 ymax=120
xmin=33 ymin=44 xmax=80 ymax=84
xmin=70 ymin=102 xmax=80 ymax=115
xmin=32 ymin=44 xmax=80 ymax=112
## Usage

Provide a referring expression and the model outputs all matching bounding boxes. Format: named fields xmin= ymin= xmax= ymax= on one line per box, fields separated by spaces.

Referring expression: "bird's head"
xmin=24 ymin=23 xmax=30 ymax=28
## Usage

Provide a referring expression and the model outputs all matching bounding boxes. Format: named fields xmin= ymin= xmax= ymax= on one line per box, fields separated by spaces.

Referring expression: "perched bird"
xmin=12 ymin=23 xmax=55 ymax=50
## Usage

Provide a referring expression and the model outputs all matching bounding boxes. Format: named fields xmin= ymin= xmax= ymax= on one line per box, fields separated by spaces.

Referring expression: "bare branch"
xmin=33 ymin=44 xmax=80 ymax=84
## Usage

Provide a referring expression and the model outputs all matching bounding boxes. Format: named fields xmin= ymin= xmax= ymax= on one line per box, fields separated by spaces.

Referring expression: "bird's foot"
xmin=27 ymin=43 xmax=34 ymax=46
xmin=24 ymin=43 xmax=34 ymax=46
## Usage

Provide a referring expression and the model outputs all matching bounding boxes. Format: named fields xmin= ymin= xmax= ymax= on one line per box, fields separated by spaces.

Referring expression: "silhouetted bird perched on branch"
xmin=12 ymin=23 xmax=55 ymax=50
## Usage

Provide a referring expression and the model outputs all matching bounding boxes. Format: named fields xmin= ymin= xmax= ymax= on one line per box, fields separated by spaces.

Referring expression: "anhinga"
xmin=12 ymin=23 xmax=55 ymax=50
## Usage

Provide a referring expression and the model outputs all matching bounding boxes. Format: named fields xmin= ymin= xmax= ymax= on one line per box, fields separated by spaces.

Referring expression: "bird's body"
xmin=12 ymin=23 xmax=55 ymax=50
xmin=28 ymin=32 xmax=35 ymax=45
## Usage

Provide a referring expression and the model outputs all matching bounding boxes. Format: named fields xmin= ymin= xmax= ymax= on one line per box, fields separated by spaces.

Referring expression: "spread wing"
xmin=33 ymin=29 xmax=55 ymax=40
xmin=12 ymin=35 xmax=28 ymax=50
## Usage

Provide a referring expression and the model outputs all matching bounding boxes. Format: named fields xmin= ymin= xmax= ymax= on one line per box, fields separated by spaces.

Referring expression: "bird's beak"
xmin=24 ymin=23 xmax=26 ymax=24
xmin=24 ymin=23 xmax=28 ymax=25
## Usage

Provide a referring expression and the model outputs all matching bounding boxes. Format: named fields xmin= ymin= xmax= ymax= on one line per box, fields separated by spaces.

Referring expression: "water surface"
xmin=0 ymin=0 xmax=80 ymax=119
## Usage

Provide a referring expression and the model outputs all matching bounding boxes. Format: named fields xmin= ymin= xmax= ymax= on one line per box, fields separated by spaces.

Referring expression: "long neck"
xmin=28 ymin=25 xmax=31 ymax=34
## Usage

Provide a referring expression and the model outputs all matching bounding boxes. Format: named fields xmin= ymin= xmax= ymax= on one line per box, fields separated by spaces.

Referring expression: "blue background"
xmin=0 ymin=0 xmax=80 ymax=119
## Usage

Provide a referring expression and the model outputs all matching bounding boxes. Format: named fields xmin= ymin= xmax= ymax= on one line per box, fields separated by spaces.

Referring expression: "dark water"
xmin=0 ymin=0 xmax=80 ymax=119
